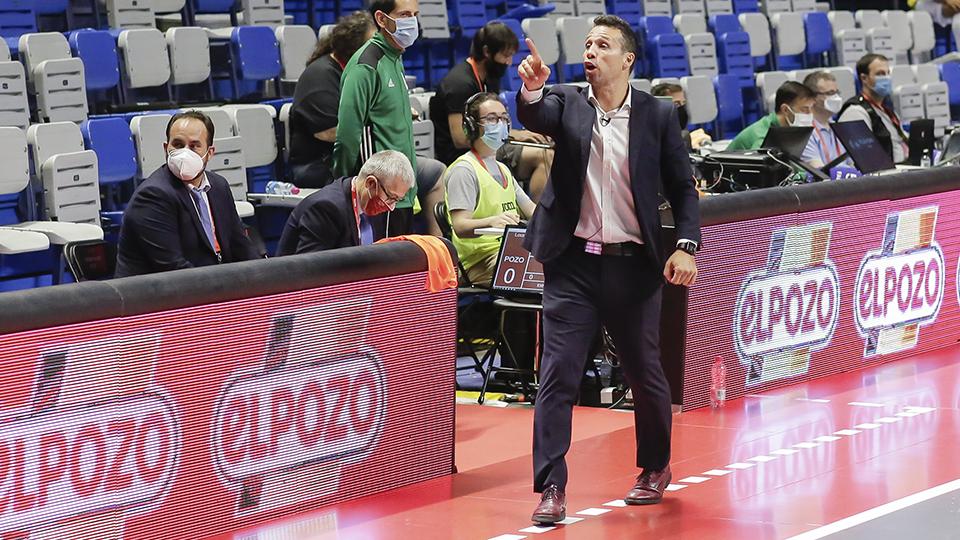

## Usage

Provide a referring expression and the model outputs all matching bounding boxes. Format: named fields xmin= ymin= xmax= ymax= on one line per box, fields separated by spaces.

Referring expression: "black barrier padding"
xmin=0 ymin=281 xmax=123 ymax=334
xmin=0 ymin=239 xmax=456 ymax=335
xmin=700 ymin=186 xmax=800 ymax=226
xmin=790 ymin=174 xmax=895 ymax=213
xmin=884 ymin=167 xmax=960 ymax=200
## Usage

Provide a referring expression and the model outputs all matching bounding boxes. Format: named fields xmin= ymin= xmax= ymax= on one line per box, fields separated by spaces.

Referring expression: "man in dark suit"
xmin=517 ymin=16 xmax=701 ymax=524
xmin=276 ymin=150 xmax=415 ymax=255
xmin=116 ymin=111 xmax=258 ymax=278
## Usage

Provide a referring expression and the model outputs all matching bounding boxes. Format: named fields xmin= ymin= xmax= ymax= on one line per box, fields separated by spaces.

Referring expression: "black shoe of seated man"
xmin=624 ymin=465 xmax=672 ymax=505
xmin=531 ymin=484 xmax=566 ymax=524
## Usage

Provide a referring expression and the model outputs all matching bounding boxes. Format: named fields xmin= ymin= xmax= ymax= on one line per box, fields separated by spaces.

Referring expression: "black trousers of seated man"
xmin=533 ymin=245 xmax=671 ymax=493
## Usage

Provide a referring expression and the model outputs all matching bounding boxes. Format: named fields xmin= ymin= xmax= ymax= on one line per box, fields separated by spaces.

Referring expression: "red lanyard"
xmin=351 ymin=184 xmax=362 ymax=240
xmin=813 ymin=124 xmax=841 ymax=162
xmin=862 ymin=93 xmax=906 ymax=139
xmin=466 ymin=58 xmax=485 ymax=91
xmin=471 ymin=149 xmax=508 ymax=188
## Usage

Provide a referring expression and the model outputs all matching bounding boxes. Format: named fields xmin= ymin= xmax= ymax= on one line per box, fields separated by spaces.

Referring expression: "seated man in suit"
xmin=443 ymin=92 xmax=536 ymax=286
xmin=116 ymin=110 xmax=258 ymax=278
xmin=276 ymin=150 xmax=415 ymax=255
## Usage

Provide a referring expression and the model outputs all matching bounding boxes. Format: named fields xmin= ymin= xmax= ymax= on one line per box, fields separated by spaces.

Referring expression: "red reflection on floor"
xmin=204 ymin=345 xmax=960 ymax=540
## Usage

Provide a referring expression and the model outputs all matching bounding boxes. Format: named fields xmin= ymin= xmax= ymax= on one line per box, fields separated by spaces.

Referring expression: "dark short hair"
xmin=368 ymin=0 xmax=397 ymax=29
xmin=470 ymin=21 xmax=520 ymax=60
xmin=592 ymin=15 xmax=639 ymax=66
xmin=651 ymin=83 xmax=683 ymax=97
xmin=308 ymin=11 xmax=374 ymax=65
xmin=856 ymin=53 xmax=889 ymax=79
xmin=465 ymin=92 xmax=503 ymax=141
xmin=802 ymin=70 xmax=836 ymax=90
xmin=166 ymin=110 xmax=215 ymax=146
xmin=774 ymin=81 xmax=816 ymax=112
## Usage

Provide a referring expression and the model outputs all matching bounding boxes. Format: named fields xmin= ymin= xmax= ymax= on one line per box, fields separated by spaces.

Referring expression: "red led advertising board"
xmin=683 ymin=190 xmax=960 ymax=410
xmin=0 ymin=272 xmax=457 ymax=538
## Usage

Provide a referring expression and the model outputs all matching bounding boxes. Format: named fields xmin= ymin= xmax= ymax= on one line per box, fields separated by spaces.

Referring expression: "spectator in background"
xmin=726 ymin=81 xmax=816 ymax=151
xmin=650 ymin=83 xmax=712 ymax=151
xmin=838 ymin=54 xmax=909 ymax=163
xmin=444 ymin=93 xmax=536 ymax=286
xmin=116 ymin=111 xmax=258 ymax=278
xmin=333 ymin=0 xmax=447 ymax=238
xmin=289 ymin=11 xmax=375 ymax=189
xmin=915 ymin=0 xmax=960 ymax=49
xmin=277 ymin=150 xmax=415 ymax=255
xmin=431 ymin=21 xmax=554 ymax=201
xmin=801 ymin=71 xmax=847 ymax=169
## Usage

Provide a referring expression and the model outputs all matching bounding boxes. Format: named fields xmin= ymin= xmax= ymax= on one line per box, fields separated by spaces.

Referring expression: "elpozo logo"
xmin=0 ymin=334 xmax=180 ymax=532
xmin=854 ymin=207 xmax=944 ymax=357
xmin=211 ymin=300 xmax=386 ymax=497
xmin=734 ymin=222 xmax=840 ymax=386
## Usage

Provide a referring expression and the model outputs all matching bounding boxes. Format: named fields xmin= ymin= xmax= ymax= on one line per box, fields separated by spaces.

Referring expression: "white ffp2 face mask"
xmin=824 ymin=94 xmax=843 ymax=114
xmin=167 ymin=148 xmax=208 ymax=181
xmin=788 ymin=106 xmax=814 ymax=128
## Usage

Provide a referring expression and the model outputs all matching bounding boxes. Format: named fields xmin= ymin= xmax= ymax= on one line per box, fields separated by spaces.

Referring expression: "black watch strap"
xmin=677 ymin=240 xmax=697 ymax=256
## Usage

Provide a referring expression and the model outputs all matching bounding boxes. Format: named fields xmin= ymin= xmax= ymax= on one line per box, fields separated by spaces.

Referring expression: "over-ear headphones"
xmin=461 ymin=92 xmax=485 ymax=142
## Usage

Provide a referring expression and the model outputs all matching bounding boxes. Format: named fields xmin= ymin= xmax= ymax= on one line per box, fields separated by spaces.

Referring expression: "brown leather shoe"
xmin=624 ymin=466 xmax=672 ymax=505
xmin=531 ymin=484 xmax=566 ymax=524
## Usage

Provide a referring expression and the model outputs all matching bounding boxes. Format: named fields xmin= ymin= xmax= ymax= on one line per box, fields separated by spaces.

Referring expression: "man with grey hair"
xmin=801 ymin=71 xmax=847 ymax=168
xmin=276 ymin=150 xmax=415 ymax=255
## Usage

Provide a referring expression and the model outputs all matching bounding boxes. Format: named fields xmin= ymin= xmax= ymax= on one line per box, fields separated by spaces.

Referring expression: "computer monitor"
xmin=830 ymin=120 xmax=896 ymax=174
xmin=760 ymin=126 xmax=814 ymax=159
xmin=906 ymin=119 xmax=935 ymax=166
xmin=490 ymin=226 xmax=544 ymax=296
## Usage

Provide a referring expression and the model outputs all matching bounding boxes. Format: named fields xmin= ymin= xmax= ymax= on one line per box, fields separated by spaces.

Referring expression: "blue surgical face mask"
xmin=481 ymin=121 xmax=509 ymax=151
xmin=873 ymin=76 xmax=892 ymax=98
xmin=384 ymin=14 xmax=419 ymax=49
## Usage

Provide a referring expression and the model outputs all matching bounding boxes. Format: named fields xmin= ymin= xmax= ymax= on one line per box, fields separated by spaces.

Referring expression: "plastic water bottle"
xmin=265 ymin=181 xmax=301 ymax=195
xmin=710 ymin=355 xmax=727 ymax=408
xmin=920 ymin=149 xmax=932 ymax=168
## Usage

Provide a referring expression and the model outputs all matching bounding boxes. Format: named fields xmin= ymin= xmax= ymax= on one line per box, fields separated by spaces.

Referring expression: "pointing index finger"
xmin=525 ymin=38 xmax=542 ymax=62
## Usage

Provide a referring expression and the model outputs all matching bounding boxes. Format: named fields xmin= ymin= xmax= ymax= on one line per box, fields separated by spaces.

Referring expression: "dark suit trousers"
xmin=533 ymin=245 xmax=672 ymax=493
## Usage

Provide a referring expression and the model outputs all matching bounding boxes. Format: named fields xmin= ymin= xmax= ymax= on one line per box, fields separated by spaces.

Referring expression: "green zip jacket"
xmin=332 ymin=32 xmax=417 ymax=209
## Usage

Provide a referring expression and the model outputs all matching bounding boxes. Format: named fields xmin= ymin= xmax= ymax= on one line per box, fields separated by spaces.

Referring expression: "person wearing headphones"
xmin=443 ymin=92 xmax=537 ymax=286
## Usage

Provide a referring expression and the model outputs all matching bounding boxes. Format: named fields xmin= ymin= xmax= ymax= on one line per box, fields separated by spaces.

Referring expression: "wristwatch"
xmin=677 ymin=240 xmax=697 ymax=256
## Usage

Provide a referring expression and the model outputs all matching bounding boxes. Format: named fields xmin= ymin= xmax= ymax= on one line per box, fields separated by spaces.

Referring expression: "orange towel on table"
xmin=375 ymin=235 xmax=458 ymax=293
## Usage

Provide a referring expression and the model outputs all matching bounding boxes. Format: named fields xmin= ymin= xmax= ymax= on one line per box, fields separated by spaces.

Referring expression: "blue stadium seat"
xmin=403 ymin=42 xmax=428 ymax=87
xmin=607 ymin=0 xmax=642 ymax=28
xmin=640 ymin=17 xmax=689 ymax=78
xmin=713 ymin=73 xmax=744 ymax=138
xmin=450 ymin=0 xmax=488 ymax=39
xmin=80 ymin=117 xmax=137 ymax=219
xmin=213 ymin=26 xmax=282 ymax=100
xmin=803 ymin=12 xmax=832 ymax=67
xmin=938 ymin=62 xmax=960 ymax=120
xmin=709 ymin=14 xmax=741 ymax=35
xmin=716 ymin=31 xmax=751 ymax=77
xmin=732 ymin=0 xmax=759 ymax=13
xmin=496 ymin=18 xmax=527 ymax=92
xmin=69 ymin=30 xmax=121 ymax=112
xmin=0 ymin=0 xmax=36 ymax=53
xmin=501 ymin=3 xmax=555 ymax=21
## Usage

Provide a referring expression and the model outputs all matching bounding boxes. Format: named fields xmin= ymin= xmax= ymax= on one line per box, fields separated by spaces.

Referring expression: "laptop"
xmin=830 ymin=120 xmax=896 ymax=174
xmin=760 ymin=126 xmax=814 ymax=159
xmin=937 ymin=127 xmax=960 ymax=166
xmin=490 ymin=226 xmax=544 ymax=297
xmin=906 ymin=119 xmax=935 ymax=166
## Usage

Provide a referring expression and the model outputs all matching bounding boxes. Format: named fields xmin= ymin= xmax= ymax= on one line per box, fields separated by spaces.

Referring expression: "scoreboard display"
xmin=491 ymin=227 xmax=544 ymax=295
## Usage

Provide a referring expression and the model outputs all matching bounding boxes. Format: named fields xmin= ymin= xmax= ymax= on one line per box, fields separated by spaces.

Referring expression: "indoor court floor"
xmin=205 ymin=344 xmax=960 ymax=540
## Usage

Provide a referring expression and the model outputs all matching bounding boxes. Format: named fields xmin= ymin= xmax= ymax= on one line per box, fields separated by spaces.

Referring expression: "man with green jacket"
xmin=333 ymin=0 xmax=446 ymax=237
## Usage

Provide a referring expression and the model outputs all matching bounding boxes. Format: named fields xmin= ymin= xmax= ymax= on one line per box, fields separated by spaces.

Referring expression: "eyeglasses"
xmin=478 ymin=113 xmax=512 ymax=126
xmin=376 ymin=177 xmax=405 ymax=205
xmin=816 ymin=90 xmax=840 ymax=96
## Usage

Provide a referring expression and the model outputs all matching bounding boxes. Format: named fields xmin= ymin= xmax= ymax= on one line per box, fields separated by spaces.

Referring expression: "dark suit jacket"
xmin=517 ymin=85 xmax=701 ymax=268
xmin=276 ymin=177 xmax=360 ymax=256
xmin=115 ymin=167 xmax=258 ymax=278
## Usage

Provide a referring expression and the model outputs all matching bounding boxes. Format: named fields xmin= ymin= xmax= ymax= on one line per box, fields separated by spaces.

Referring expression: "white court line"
xmin=665 ymin=484 xmax=688 ymax=491
xmin=748 ymin=455 xmax=777 ymax=463
xmin=814 ymin=435 xmax=842 ymax=442
xmin=877 ymin=417 xmax=901 ymax=423
xmin=855 ymin=423 xmax=881 ymax=429
xmin=576 ymin=508 xmax=611 ymax=516
xmin=771 ymin=449 xmax=800 ymax=456
xmin=603 ymin=499 xmax=627 ymax=507
xmin=848 ymin=401 xmax=885 ymax=408
xmin=835 ymin=429 xmax=862 ymax=436
xmin=903 ymin=406 xmax=936 ymax=414
xmin=489 ymin=535 xmax=526 ymax=540
xmin=796 ymin=398 xmax=831 ymax=403
xmin=896 ymin=411 xmax=921 ymax=417
xmin=793 ymin=442 xmax=820 ymax=449
xmin=557 ymin=517 xmax=583 ymax=525
xmin=703 ymin=469 xmax=732 ymax=476
xmin=784 ymin=479 xmax=960 ymax=540
xmin=726 ymin=462 xmax=756 ymax=469
xmin=679 ymin=476 xmax=710 ymax=484
xmin=518 ymin=526 xmax=554 ymax=534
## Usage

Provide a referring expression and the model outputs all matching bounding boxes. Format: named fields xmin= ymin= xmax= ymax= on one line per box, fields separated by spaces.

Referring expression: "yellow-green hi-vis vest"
xmin=444 ymin=151 xmax=520 ymax=269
